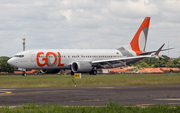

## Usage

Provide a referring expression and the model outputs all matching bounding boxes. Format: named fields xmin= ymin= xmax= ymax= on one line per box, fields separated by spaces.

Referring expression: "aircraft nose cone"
xmin=7 ymin=58 xmax=12 ymax=65
xmin=7 ymin=58 xmax=16 ymax=67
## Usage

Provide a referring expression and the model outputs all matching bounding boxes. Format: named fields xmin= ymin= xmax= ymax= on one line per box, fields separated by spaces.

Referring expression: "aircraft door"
xmin=80 ymin=54 xmax=84 ymax=61
xmin=30 ymin=52 xmax=35 ymax=62
xmin=77 ymin=54 xmax=80 ymax=61
xmin=77 ymin=54 xmax=84 ymax=61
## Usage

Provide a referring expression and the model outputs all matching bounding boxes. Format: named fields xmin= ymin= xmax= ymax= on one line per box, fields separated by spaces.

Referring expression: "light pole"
xmin=22 ymin=38 xmax=25 ymax=51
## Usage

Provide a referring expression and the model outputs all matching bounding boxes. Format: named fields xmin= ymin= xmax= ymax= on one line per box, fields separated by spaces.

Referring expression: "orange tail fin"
xmin=130 ymin=17 xmax=150 ymax=55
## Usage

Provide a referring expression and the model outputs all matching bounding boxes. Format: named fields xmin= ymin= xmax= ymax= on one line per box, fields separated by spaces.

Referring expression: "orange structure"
xmin=102 ymin=67 xmax=136 ymax=73
xmin=160 ymin=68 xmax=180 ymax=73
xmin=102 ymin=67 xmax=179 ymax=74
xmin=139 ymin=68 xmax=164 ymax=74
xmin=14 ymin=70 xmax=37 ymax=75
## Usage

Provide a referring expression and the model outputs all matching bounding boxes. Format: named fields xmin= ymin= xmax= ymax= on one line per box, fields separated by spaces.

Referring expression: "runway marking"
xmin=70 ymin=99 xmax=100 ymax=102
xmin=137 ymin=102 xmax=180 ymax=107
xmin=97 ymin=87 xmax=115 ymax=89
xmin=0 ymin=89 xmax=16 ymax=91
xmin=83 ymin=99 xmax=100 ymax=102
xmin=136 ymin=104 xmax=155 ymax=108
xmin=155 ymin=98 xmax=180 ymax=101
xmin=0 ymin=91 xmax=12 ymax=96
xmin=0 ymin=89 xmax=78 ymax=96
xmin=166 ymin=102 xmax=180 ymax=105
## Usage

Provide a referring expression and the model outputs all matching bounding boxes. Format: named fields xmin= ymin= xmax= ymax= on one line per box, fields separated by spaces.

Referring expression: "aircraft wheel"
xmin=22 ymin=73 xmax=26 ymax=76
xmin=92 ymin=70 xmax=97 ymax=75
xmin=71 ymin=71 xmax=74 ymax=75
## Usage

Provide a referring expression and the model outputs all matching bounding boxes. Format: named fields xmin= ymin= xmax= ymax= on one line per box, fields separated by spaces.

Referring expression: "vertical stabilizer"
xmin=130 ymin=17 xmax=150 ymax=53
xmin=117 ymin=17 xmax=150 ymax=56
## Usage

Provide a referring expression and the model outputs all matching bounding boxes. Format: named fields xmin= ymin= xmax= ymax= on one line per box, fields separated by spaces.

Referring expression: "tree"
xmin=0 ymin=56 xmax=15 ymax=73
xmin=131 ymin=55 xmax=173 ymax=68
xmin=161 ymin=55 xmax=170 ymax=64
xmin=147 ymin=57 xmax=158 ymax=66
xmin=170 ymin=58 xmax=180 ymax=65
xmin=154 ymin=60 xmax=161 ymax=67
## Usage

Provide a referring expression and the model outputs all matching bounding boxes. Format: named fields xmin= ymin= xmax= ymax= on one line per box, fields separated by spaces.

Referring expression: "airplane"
xmin=7 ymin=17 xmax=172 ymax=76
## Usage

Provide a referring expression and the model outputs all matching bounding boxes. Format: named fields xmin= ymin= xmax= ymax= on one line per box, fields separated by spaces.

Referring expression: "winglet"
xmin=152 ymin=43 xmax=165 ymax=59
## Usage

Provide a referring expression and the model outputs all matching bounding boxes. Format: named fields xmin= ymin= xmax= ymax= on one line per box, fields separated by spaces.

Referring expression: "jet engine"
xmin=40 ymin=69 xmax=60 ymax=74
xmin=71 ymin=61 xmax=93 ymax=73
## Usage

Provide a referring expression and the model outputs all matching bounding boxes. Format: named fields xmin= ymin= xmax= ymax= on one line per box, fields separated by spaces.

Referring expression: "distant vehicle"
xmin=8 ymin=17 xmax=171 ymax=76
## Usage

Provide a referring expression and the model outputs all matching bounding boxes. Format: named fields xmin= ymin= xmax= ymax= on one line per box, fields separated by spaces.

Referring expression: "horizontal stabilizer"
xmin=154 ymin=43 xmax=165 ymax=56
xmin=139 ymin=48 xmax=174 ymax=55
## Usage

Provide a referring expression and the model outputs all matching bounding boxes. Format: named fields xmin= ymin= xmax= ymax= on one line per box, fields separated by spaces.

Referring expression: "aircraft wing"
xmin=92 ymin=43 xmax=166 ymax=68
xmin=91 ymin=55 xmax=151 ymax=68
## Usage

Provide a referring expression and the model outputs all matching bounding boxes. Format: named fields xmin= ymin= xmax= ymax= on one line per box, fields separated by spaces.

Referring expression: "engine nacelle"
xmin=40 ymin=69 xmax=60 ymax=74
xmin=71 ymin=61 xmax=93 ymax=73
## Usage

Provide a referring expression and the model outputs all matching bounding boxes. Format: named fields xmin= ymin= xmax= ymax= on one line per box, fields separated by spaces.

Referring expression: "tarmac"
xmin=1 ymin=84 xmax=180 ymax=106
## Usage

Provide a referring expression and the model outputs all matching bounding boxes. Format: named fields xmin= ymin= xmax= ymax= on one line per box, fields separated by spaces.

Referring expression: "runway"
xmin=1 ymin=85 xmax=180 ymax=106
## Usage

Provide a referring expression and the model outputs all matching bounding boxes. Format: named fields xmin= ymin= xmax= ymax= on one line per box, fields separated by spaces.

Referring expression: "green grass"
xmin=0 ymin=73 xmax=180 ymax=88
xmin=1 ymin=102 xmax=180 ymax=113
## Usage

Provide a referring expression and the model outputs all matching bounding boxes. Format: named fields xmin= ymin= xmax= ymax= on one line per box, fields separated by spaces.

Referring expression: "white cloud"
xmin=163 ymin=0 xmax=180 ymax=12
xmin=0 ymin=0 xmax=179 ymax=58
xmin=109 ymin=0 xmax=158 ymax=17
xmin=59 ymin=10 xmax=72 ymax=22
xmin=76 ymin=9 xmax=84 ymax=12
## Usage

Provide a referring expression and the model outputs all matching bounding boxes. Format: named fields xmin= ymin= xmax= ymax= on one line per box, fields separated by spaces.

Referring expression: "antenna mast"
xmin=22 ymin=38 xmax=25 ymax=51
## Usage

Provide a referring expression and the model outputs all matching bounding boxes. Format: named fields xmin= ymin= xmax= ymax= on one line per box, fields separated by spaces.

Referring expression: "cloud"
xmin=59 ymin=10 xmax=72 ymax=22
xmin=109 ymin=0 xmax=158 ymax=17
xmin=163 ymin=0 xmax=180 ymax=12
xmin=0 ymin=0 xmax=179 ymax=58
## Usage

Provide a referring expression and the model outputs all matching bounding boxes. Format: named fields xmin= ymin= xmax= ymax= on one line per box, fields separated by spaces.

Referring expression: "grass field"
xmin=0 ymin=73 xmax=180 ymax=88
xmin=1 ymin=102 xmax=180 ymax=113
xmin=1 ymin=74 xmax=180 ymax=112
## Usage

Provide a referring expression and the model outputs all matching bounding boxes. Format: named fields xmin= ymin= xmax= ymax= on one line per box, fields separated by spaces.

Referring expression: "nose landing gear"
xmin=22 ymin=72 xmax=26 ymax=76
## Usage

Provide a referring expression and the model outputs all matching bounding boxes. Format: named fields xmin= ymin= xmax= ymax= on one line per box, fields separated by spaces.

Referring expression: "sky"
xmin=0 ymin=0 xmax=180 ymax=58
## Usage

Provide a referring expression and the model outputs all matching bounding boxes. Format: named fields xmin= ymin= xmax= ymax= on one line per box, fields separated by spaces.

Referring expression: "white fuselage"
xmin=8 ymin=49 xmax=137 ymax=70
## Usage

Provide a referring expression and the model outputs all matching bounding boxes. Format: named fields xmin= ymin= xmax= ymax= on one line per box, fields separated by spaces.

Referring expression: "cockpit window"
xmin=14 ymin=55 xmax=24 ymax=58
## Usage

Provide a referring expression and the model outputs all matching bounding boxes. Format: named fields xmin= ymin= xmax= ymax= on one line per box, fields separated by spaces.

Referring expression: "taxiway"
xmin=0 ymin=85 xmax=180 ymax=106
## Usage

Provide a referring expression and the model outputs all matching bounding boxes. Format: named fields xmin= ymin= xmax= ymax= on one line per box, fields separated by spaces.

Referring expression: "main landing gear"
xmin=71 ymin=71 xmax=74 ymax=76
xmin=71 ymin=70 xmax=97 ymax=75
xmin=89 ymin=70 xmax=97 ymax=75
